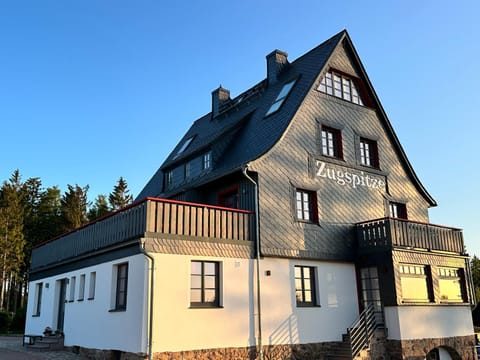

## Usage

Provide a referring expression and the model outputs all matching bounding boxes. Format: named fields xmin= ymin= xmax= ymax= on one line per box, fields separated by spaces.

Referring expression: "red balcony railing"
xmin=31 ymin=197 xmax=253 ymax=271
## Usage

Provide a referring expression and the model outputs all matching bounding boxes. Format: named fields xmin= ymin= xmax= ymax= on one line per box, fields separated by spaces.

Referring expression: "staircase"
xmin=347 ymin=303 xmax=384 ymax=359
xmin=27 ymin=335 xmax=64 ymax=351
xmin=326 ymin=338 xmax=353 ymax=359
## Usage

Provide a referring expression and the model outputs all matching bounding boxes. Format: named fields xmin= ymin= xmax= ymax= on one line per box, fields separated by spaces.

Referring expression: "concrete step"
xmin=27 ymin=336 xmax=64 ymax=351
xmin=27 ymin=343 xmax=51 ymax=351
xmin=39 ymin=338 xmax=62 ymax=344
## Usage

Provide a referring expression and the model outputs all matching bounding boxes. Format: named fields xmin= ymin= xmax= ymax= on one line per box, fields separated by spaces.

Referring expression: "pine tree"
xmin=109 ymin=177 xmax=133 ymax=211
xmin=471 ymin=256 xmax=480 ymax=302
xmin=0 ymin=172 xmax=26 ymax=311
xmin=37 ymin=186 xmax=63 ymax=242
xmin=61 ymin=184 xmax=90 ymax=231
xmin=88 ymin=194 xmax=110 ymax=221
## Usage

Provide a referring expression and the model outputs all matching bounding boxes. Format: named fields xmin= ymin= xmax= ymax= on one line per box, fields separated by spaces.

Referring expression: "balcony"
xmin=356 ymin=218 xmax=465 ymax=255
xmin=31 ymin=197 xmax=254 ymax=271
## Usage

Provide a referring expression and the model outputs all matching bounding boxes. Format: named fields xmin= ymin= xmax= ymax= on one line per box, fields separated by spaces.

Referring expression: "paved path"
xmin=0 ymin=335 xmax=83 ymax=359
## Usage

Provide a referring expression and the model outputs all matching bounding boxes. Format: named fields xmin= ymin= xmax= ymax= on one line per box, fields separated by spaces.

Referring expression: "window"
xmin=218 ymin=187 xmax=239 ymax=209
xmin=295 ymin=189 xmax=317 ymax=222
xmin=389 ymin=202 xmax=407 ymax=219
xmin=360 ymin=267 xmax=382 ymax=311
xmin=438 ymin=267 xmax=466 ymax=302
xmin=190 ymin=261 xmax=220 ymax=307
xmin=265 ymin=79 xmax=296 ymax=116
xmin=359 ymin=138 xmax=379 ymax=168
xmin=174 ymin=136 xmax=194 ymax=158
xmin=399 ymin=264 xmax=433 ymax=303
xmin=115 ymin=263 xmax=128 ymax=310
xmin=295 ymin=266 xmax=317 ymax=307
xmin=165 ymin=170 xmax=173 ymax=188
xmin=33 ymin=283 xmax=42 ymax=316
xmin=78 ymin=274 xmax=85 ymax=301
xmin=69 ymin=276 xmax=76 ymax=302
xmin=321 ymin=126 xmax=342 ymax=158
xmin=318 ymin=70 xmax=363 ymax=105
xmin=88 ymin=272 xmax=96 ymax=300
xmin=185 ymin=161 xmax=192 ymax=179
xmin=203 ymin=151 xmax=212 ymax=170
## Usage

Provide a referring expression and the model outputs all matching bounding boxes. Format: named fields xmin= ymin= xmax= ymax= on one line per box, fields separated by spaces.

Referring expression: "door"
xmin=56 ymin=279 xmax=67 ymax=331
xmin=359 ymin=266 xmax=384 ymax=326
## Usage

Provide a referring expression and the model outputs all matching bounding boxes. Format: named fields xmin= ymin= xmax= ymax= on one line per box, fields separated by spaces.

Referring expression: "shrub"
xmin=0 ymin=311 xmax=13 ymax=333
xmin=10 ymin=306 xmax=26 ymax=332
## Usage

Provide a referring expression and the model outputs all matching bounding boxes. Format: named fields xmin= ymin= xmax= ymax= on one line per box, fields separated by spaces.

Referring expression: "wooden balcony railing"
xmin=356 ymin=218 xmax=465 ymax=255
xmin=144 ymin=198 xmax=252 ymax=241
xmin=31 ymin=197 xmax=253 ymax=271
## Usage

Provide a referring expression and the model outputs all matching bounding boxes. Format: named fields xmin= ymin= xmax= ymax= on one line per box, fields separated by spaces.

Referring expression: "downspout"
xmin=140 ymin=241 xmax=154 ymax=360
xmin=242 ymin=165 xmax=264 ymax=360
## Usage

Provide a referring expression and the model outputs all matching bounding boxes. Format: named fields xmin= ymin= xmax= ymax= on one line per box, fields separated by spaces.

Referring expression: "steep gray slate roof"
xmin=136 ymin=30 xmax=436 ymax=206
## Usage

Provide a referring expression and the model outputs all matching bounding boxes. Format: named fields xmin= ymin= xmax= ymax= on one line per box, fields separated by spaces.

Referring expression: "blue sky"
xmin=0 ymin=1 xmax=479 ymax=254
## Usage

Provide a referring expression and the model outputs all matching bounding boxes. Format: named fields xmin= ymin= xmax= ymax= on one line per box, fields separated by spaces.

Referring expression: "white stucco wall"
xmin=25 ymin=254 xmax=148 ymax=354
xmin=150 ymin=254 xmax=359 ymax=353
xmin=261 ymin=258 xmax=359 ymax=344
xmin=384 ymin=305 xmax=474 ymax=340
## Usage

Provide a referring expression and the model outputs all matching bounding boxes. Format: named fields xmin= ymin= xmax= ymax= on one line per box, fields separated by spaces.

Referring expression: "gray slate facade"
xmin=136 ymin=30 xmax=438 ymax=262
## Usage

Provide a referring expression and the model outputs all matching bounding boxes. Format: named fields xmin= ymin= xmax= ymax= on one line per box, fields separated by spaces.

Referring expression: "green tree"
xmin=61 ymin=184 xmax=90 ymax=231
xmin=471 ymin=256 xmax=480 ymax=302
xmin=88 ymin=194 xmax=110 ymax=221
xmin=109 ymin=177 xmax=133 ymax=211
xmin=36 ymin=186 xmax=63 ymax=242
xmin=0 ymin=171 xmax=26 ymax=311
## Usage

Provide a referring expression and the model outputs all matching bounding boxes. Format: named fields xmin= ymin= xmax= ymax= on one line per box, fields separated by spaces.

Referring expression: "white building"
xmin=26 ymin=30 xmax=475 ymax=360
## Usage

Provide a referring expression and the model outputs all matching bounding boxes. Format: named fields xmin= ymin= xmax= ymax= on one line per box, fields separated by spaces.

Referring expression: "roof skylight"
xmin=174 ymin=136 xmax=194 ymax=158
xmin=265 ymin=79 xmax=296 ymax=117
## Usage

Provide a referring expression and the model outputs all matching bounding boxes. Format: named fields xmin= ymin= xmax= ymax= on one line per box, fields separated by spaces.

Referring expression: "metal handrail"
xmin=348 ymin=303 xmax=379 ymax=359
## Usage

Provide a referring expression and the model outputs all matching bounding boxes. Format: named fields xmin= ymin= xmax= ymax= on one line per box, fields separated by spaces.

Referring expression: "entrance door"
xmin=56 ymin=279 xmax=67 ymax=331
xmin=359 ymin=266 xmax=384 ymax=326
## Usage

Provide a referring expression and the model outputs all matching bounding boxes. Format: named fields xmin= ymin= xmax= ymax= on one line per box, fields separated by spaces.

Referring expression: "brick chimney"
xmin=266 ymin=49 xmax=288 ymax=85
xmin=211 ymin=86 xmax=230 ymax=118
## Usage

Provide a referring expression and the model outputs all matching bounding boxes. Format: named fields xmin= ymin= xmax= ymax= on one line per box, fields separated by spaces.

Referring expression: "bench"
xmin=23 ymin=334 xmax=43 ymax=346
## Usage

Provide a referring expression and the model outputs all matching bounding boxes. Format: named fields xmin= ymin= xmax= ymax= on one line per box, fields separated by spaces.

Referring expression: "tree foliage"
xmin=109 ymin=177 xmax=133 ymax=211
xmin=60 ymin=184 xmax=90 ymax=231
xmin=88 ymin=194 xmax=110 ymax=221
xmin=0 ymin=171 xmax=134 ymax=312
xmin=471 ymin=256 xmax=480 ymax=302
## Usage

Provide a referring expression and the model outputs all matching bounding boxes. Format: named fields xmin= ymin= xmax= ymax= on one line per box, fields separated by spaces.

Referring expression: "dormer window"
xmin=165 ymin=170 xmax=173 ymax=188
xmin=174 ymin=136 xmax=194 ymax=158
xmin=203 ymin=151 xmax=212 ymax=170
xmin=318 ymin=71 xmax=363 ymax=106
xmin=265 ymin=79 xmax=296 ymax=116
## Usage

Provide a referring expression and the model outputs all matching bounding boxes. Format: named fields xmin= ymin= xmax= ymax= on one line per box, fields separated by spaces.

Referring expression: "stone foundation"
xmin=385 ymin=335 xmax=476 ymax=360
xmin=67 ymin=335 xmax=477 ymax=360
xmin=152 ymin=341 xmax=349 ymax=360
xmin=68 ymin=346 xmax=147 ymax=360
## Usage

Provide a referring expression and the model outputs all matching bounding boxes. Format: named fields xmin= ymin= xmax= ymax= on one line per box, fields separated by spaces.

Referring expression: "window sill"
xmin=359 ymin=164 xmax=381 ymax=171
xmin=77 ymin=299 xmax=84 ymax=302
xmin=401 ymin=301 xmax=434 ymax=305
xmin=87 ymin=297 xmax=95 ymax=301
xmin=68 ymin=300 xmax=74 ymax=303
xmin=189 ymin=305 xmax=224 ymax=309
xmin=439 ymin=301 xmax=468 ymax=305
xmin=109 ymin=308 xmax=127 ymax=312
xmin=296 ymin=304 xmax=321 ymax=308
xmin=31 ymin=314 xmax=40 ymax=317
xmin=320 ymin=154 xmax=344 ymax=162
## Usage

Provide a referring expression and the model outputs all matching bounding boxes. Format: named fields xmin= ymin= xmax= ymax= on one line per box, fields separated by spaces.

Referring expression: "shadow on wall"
xmin=268 ymin=314 xmax=298 ymax=351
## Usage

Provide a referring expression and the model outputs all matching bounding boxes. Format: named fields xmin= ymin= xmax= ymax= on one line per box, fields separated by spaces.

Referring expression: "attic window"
xmin=318 ymin=71 xmax=363 ymax=106
xmin=265 ymin=79 xmax=296 ymax=117
xmin=174 ymin=136 xmax=194 ymax=158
